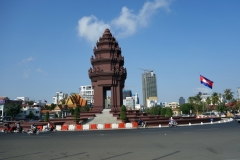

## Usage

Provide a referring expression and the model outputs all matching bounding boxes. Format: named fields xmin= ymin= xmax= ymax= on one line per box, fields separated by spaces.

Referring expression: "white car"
xmin=235 ymin=114 xmax=240 ymax=123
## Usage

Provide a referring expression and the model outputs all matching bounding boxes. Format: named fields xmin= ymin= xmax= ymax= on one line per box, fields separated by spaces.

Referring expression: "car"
xmin=234 ymin=114 xmax=240 ymax=123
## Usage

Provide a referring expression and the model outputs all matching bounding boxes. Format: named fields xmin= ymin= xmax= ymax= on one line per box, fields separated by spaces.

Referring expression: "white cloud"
xmin=195 ymin=87 xmax=212 ymax=94
xmin=23 ymin=69 xmax=30 ymax=78
xmin=36 ymin=68 xmax=48 ymax=76
xmin=18 ymin=57 xmax=35 ymax=65
xmin=77 ymin=0 xmax=172 ymax=43
xmin=77 ymin=16 xmax=110 ymax=44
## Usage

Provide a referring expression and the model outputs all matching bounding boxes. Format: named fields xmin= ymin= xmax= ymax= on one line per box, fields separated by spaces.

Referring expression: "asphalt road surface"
xmin=0 ymin=121 xmax=240 ymax=160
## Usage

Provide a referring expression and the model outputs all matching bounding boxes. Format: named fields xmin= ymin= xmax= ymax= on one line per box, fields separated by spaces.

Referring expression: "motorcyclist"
xmin=46 ymin=121 xmax=53 ymax=131
xmin=31 ymin=123 xmax=36 ymax=133
xmin=16 ymin=122 xmax=22 ymax=132
xmin=138 ymin=118 xmax=143 ymax=126
xmin=169 ymin=117 xmax=173 ymax=124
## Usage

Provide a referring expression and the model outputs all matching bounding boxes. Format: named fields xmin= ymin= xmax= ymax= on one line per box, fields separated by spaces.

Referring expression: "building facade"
xmin=123 ymin=97 xmax=135 ymax=110
xmin=133 ymin=93 xmax=139 ymax=104
xmin=0 ymin=97 xmax=22 ymax=118
xmin=52 ymin=92 xmax=68 ymax=105
xmin=146 ymin=96 xmax=158 ymax=108
xmin=237 ymin=87 xmax=240 ymax=100
xmin=142 ymin=71 xmax=158 ymax=107
xmin=123 ymin=90 xmax=132 ymax=99
xmin=179 ymin=97 xmax=185 ymax=105
xmin=79 ymin=85 xmax=94 ymax=106
xmin=168 ymin=102 xmax=179 ymax=108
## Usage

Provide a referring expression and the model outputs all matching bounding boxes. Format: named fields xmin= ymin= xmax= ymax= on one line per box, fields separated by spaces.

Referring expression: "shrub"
xmin=120 ymin=105 xmax=127 ymax=121
xmin=73 ymin=106 xmax=80 ymax=123
xmin=44 ymin=111 xmax=49 ymax=122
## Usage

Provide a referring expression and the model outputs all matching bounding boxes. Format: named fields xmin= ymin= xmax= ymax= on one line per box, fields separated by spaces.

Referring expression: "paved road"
xmin=0 ymin=121 xmax=240 ymax=160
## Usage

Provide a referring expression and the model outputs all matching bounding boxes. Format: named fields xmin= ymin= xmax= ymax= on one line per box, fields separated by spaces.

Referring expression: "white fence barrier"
xmin=111 ymin=123 xmax=118 ymax=129
xmin=83 ymin=124 xmax=90 ymax=130
xmin=97 ymin=124 xmax=104 ymax=129
xmin=125 ymin=123 xmax=132 ymax=129
xmin=56 ymin=125 xmax=62 ymax=131
xmin=68 ymin=124 xmax=76 ymax=130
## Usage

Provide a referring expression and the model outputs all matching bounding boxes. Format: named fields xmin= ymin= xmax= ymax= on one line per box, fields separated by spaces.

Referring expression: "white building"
xmin=158 ymin=102 xmax=168 ymax=107
xmin=167 ymin=102 xmax=179 ymax=108
xmin=133 ymin=93 xmax=139 ymax=104
xmin=16 ymin=102 xmax=42 ymax=119
xmin=146 ymin=97 xmax=158 ymax=108
xmin=52 ymin=92 xmax=68 ymax=104
xmin=200 ymin=94 xmax=224 ymax=104
xmin=15 ymin=97 xmax=29 ymax=103
xmin=123 ymin=97 xmax=135 ymax=110
xmin=79 ymin=85 xmax=94 ymax=106
xmin=237 ymin=87 xmax=240 ymax=100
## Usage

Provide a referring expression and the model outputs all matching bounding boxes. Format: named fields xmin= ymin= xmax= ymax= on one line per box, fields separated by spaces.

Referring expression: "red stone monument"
xmin=88 ymin=29 xmax=127 ymax=112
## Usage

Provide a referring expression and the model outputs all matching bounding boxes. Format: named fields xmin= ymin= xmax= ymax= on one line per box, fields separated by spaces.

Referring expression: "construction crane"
xmin=138 ymin=68 xmax=154 ymax=72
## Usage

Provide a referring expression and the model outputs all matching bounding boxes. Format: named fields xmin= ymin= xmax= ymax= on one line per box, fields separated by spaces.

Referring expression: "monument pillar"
xmin=88 ymin=28 xmax=127 ymax=112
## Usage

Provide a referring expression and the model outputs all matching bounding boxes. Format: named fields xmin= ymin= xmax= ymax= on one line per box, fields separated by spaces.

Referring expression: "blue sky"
xmin=0 ymin=0 xmax=239 ymax=104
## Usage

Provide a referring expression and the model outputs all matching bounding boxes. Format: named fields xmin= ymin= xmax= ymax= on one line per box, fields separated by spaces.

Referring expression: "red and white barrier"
xmin=58 ymin=122 xmax=138 ymax=131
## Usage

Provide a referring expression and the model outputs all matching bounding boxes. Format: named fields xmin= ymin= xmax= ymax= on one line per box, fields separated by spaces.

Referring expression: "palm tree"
xmin=188 ymin=97 xmax=194 ymax=104
xmin=211 ymin=92 xmax=219 ymax=106
xmin=206 ymin=97 xmax=212 ymax=112
xmin=224 ymin=89 xmax=234 ymax=103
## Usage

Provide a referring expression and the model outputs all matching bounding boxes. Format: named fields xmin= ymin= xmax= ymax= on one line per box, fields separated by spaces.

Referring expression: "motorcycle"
xmin=3 ymin=123 xmax=16 ymax=133
xmin=169 ymin=120 xmax=178 ymax=127
xmin=14 ymin=126 xmax=24 ymax=133
xmin=27 ymin=128 xmax=40 ymax=135
xmin=138 ymin=121 xmax=147 ymax=128
xmin=43 ymin=126 xmax=56 ymax=132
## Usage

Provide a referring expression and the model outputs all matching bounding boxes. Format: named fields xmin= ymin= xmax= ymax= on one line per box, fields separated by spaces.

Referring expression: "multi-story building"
xmin=16 ymin=102 xmax=42 ymax=120
xmin=79 ymin=85 xmax=94 ymax=106
xmin=142 ymin=71 xmax=158 ymax=107
xmin=123 ymin=97 xmax=135 ymax=110
xmin=0 ymin=97 xmax=22 ymax=118
xmin=179 ymin=97 xmax=185 ymax=105
xmin=133 ymin=93 xmax=139 ymax=104
xmin=52 ymin=92 xmax=68 ymax=105
xmin=15 ymin=97 xmax=29 ymax=103
xmin=123 ymin=90 xmax=132 ymax=99
xmin=146 ymin=96 xmax=158 ymax=108
xmin=168 ymin=102 xmax=179 ymax=108
xmin=237 ymin=87 xmax=240 ymax=100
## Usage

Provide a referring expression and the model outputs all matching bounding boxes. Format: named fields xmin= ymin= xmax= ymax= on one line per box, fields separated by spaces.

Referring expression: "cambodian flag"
xmin=200 ymin=75 xmax=213 ymax=89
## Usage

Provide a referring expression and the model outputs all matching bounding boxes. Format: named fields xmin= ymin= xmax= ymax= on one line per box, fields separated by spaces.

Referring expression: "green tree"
xmin=50 ymin=103 xmax=56 ymax=110
xmin=26 ymin=100 xmax=34 ymax=105
xmin=44 ymin=111 xmax=49 ymax=122
xmin=180 ymin=103 xmax=194 ymax=114
xmin=217 ymin=102 xmax=226 ymax=113
xmin=26 ymin=111 xmax=35 ymax=119
xmin=5 ymin=103 xmax=22 ymax=120
xmin=165 ymin=107 xmax=173 ymax=117
xmin=68 ymin=107 xmax=74 ymax=115
xmin=224 ymin=89 xmax=234 ymax=103
xmin=160 ymin=108 xmax=167 ymax=116
xmin=211 ymin=92 xmax=219 ymax=106
xmin=73 ymin=106 xmax=80 ymax=123
xmin=120 ymin=105 xmax=127 ymax=121
xmin=80 ymin=105 xmax=90 ymax=112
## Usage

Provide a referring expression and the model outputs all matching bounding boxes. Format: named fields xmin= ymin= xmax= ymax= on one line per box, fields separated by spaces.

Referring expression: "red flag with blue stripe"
xmin=200 ymin=75 xmax=213 ymax=89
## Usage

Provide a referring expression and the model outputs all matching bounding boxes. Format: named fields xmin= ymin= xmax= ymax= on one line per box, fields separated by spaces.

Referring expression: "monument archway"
xmin=88 ymin=29 xmax=127 ymax=112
